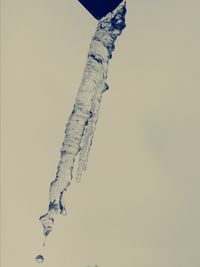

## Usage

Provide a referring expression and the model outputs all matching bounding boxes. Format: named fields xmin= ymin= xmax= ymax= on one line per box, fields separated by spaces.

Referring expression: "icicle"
xmin=40 ymin=1 xmax=127 ymax=238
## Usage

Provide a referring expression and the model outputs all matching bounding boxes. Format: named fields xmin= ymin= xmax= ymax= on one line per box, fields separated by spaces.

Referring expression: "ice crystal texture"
xmin=40 ymin=1 xmax=126 ymax=237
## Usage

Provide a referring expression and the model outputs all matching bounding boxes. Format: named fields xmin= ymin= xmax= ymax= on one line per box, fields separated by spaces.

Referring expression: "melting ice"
xmin=39 ymin=1 xmax=127 ymax=239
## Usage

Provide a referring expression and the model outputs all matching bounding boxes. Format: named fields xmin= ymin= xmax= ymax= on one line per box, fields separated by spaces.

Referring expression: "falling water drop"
xmin=35 ymin=255 xmax=44 ymax=263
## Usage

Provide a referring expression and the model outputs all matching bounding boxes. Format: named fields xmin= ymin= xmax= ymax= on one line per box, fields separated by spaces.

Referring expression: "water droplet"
xmin=35 ymin=255 xmax=44 ymax=263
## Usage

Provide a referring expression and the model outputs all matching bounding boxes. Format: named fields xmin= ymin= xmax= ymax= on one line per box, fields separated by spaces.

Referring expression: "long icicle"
xmin=40 ymin=1 xmax=127 ymax=238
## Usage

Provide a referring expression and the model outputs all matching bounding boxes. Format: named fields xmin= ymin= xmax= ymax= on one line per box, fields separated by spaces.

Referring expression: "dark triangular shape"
xmin=78 ymin=0 xmax=124 ymax=20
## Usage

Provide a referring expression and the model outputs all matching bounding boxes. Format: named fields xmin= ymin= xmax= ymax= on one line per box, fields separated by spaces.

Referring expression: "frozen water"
xmin=39 ymin=1 xmax=126 ymax=238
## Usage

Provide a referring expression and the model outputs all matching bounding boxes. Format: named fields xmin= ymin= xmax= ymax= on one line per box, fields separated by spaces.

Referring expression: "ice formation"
xmin=40 ymin=1 xmax=127 ymax=238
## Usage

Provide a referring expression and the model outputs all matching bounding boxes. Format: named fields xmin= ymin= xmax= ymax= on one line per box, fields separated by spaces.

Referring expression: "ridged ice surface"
xmin=39 ymin=1 xmax=127 ymax=238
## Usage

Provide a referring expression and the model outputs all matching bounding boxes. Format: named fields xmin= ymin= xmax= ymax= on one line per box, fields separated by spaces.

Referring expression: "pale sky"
xmin=1 ymin=0 xmax=200 ymax=267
